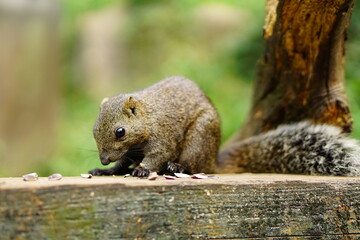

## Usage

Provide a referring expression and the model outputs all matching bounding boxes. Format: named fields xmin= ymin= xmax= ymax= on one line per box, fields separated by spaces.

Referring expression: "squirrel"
xmin=89 ymin=76 xmax=360 ymax=177
xmin=89 ymin=76 xmax=221 ymax=177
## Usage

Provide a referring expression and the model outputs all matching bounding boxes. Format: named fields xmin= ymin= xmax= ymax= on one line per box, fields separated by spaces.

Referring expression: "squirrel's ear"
xmin=123 ymin=96 xmax=141 ymax=116
xmin=100 ymin=97 xmax=109 ymax=108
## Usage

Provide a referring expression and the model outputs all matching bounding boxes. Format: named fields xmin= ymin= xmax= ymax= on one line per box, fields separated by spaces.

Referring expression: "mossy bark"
xmin=229 ymin=0 xmax=355 ymax=143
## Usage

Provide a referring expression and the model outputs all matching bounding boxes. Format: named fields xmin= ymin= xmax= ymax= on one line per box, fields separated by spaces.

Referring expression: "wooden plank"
xmin=1 ymin=174 xmax=360 ymax=239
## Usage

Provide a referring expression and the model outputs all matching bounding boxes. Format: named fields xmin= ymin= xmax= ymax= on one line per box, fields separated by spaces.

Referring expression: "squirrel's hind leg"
xmin=178 ymin=112 xmax=220 ymax=174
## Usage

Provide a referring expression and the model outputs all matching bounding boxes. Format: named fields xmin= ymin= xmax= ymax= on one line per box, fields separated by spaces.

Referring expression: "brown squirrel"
xmin=90 ymin=76 xmax=360 ymax=177
xmin=89 ymin=76 xmax=221 ymax=177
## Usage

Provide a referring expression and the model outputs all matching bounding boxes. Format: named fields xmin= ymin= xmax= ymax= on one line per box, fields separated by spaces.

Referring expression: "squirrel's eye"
xmin=115 ymin=127 xmax=126 ymax=139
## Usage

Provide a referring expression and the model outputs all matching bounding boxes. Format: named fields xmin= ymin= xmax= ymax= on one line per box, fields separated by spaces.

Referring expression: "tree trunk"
xmin=227 ymin=0 xmax=355 ymax=144
xmin=0 ymin=1 xmax=60 ymax=176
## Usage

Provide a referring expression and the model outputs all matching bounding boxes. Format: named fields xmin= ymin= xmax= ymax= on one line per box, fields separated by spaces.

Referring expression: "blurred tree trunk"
xmin=226 ymin=0 xmax=355 ymax=144
xmin=0 ymin=1 xmax=60 ymax=176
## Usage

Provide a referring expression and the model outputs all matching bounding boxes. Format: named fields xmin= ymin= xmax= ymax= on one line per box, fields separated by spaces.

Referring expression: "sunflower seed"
xmin=148 ymin=172 xmax=158 ymax=181
xmin=174 ymin=173 xmax=190 ymax=178
xmin=23 ymin=172 xmax=38 ymax=181
xmin=81 ymin=173 xmax=92 ymax=179
xmin=48 ymin=173 xmax=62 ymax=181
xmin=192 ymin=173 xmax=208 ymax=179
xmin=163 ymin=175 xmax=176 ymax=180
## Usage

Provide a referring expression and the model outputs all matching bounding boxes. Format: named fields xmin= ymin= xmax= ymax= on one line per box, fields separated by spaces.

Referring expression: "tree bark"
xmin=227 ymin=0 xmax=355 ymax=144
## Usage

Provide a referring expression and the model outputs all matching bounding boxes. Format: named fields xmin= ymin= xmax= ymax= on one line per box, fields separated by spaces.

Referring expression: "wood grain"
xmin=1 ymin=174 xmax=360 ymax=239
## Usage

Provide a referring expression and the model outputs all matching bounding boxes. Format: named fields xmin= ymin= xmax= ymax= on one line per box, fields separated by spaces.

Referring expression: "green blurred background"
xmin=0 ymin=0 xmax=359 ymax=177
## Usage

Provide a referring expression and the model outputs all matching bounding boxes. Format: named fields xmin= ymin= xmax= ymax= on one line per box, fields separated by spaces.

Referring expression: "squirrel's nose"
xmin=100 ymin=153 xmax=111 ymax=165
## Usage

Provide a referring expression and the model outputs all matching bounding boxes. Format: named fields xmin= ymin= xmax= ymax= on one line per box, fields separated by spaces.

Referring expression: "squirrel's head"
xmin=93 ymin=95 xmax=150 ymax=165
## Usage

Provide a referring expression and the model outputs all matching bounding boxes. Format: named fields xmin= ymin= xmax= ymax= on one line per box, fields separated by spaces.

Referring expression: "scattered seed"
xmin=48 ymin=173 xmax=62 ymax=181
xmin=23 ymin=172 xmax=38 ymax=181
xmin=174 ymin=173 xmax=190 ymax=178
xmin=192 ymin=173 xmax=208 ymax=179
xmin=163 ymin=175 xmax=176 ymax=180
xmin=81 ymin=173 xmax=92 ymax=179
xmin=148 ymin=172 xmax=158 ymax=181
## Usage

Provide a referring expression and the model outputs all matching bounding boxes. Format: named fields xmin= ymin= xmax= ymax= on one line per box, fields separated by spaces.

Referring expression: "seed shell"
xmin=163 ymin=175 xmax=176 ymax=180
xmin=148 ymin=172 xmax=158 ymax=181
xmin=23 ymin=172 xmax=38 ymax=181
xmin=192 ymin=173 xmax=208 ymax=179
xmin=174 ymin=173 xmax=190 ymax=178
xmin=48 ymin=173 xmax=62 ymax=181
xmin=81 ymin=173 xmax=93 ymax=179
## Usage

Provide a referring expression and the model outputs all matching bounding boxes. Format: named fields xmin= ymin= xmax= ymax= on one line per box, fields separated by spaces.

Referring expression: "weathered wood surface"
xmin=1 ymin=174 xmax=360 ymax=239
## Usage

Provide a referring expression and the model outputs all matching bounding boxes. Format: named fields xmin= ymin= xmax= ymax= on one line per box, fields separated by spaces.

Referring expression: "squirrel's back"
xmin=218 ymin=121 xmax=360 ymax=176
xmin=134 ymin=76 xmax=214 ymax=115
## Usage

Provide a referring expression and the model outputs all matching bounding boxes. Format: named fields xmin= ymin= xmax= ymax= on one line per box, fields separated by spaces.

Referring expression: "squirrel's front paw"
xmin=89 ymin=168 xmax=103 ymax=176
xmin=89 ymin=168 xmax=112 ymax=176
xmin=132 ymin=166 xmax=151 ymax=177
xmin=167 ymin=162 xmax=185 ymax=174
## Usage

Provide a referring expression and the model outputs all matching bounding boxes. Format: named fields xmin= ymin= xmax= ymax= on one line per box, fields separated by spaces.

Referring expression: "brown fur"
xmin=89 ymin=76 xmax=221 ymax=177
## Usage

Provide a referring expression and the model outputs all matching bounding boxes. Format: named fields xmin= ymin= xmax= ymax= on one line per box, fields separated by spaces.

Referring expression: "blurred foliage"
xmin=1 ymin=0 xmax=359 ymax=176
xmin=32 ymin=0 xmax=360 ymax=176
xmin=43 ymin=0 xmax=266 ymax=176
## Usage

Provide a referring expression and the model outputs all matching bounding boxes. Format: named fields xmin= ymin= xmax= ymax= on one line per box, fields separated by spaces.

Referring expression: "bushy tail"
xmin=217 ymin=121 xmax=360 ymax=176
